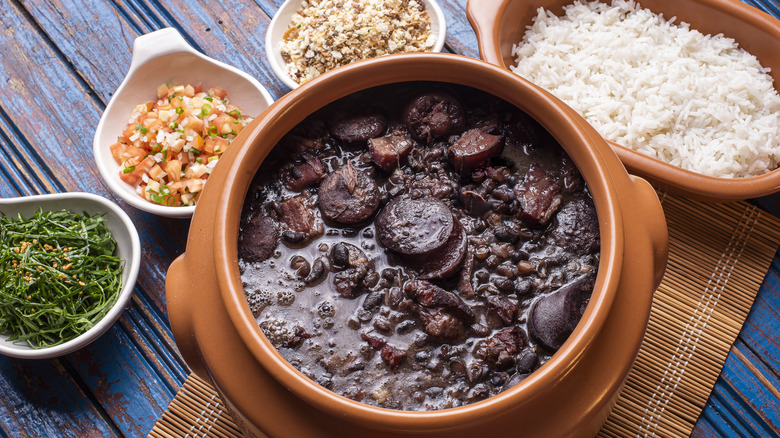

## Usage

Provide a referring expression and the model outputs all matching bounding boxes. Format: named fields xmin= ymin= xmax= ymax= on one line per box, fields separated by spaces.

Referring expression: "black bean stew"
xmin=238 ymin=83 xmax=600 ymax=411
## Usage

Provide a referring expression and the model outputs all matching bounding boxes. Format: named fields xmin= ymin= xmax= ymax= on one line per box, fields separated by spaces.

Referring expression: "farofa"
xmin=281 ymin=0 xmax=435 ymax=85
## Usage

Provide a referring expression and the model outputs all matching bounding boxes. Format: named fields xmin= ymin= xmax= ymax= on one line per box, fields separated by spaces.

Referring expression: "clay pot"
xmin=166 ymin=53 xmax=668 ymax=438
xmin=467 ymin=0 xmax=780 ymax=201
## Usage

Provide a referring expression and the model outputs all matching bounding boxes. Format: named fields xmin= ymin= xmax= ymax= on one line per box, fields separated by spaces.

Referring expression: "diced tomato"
xmin=110 ymin=142 xmax=127 ymax=163
xmin=208 ymin=86 xmax=227 ymax=100
xmin=164 ymin=160 xmax=183 ymax=182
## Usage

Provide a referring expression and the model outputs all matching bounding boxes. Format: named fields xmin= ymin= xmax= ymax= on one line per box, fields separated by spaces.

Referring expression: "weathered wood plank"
xmin=69 ymin=323 xmax=177 ymax=437
xmin=0 ymin=358 xmax=119 ymax=437
xmin=0 ymin=1 xmax=196 ymax=436
xmin=124 ymin=0 xmax=289 ymax=97
xmin=699 ymin=346 xmax=780 ymax=437
xmin=738 ymin=264 xmax=780 ymax=373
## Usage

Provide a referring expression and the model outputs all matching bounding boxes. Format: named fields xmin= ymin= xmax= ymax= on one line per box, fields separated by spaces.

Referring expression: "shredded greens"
xmin=0 ymin=209 xmax=124 ymax=348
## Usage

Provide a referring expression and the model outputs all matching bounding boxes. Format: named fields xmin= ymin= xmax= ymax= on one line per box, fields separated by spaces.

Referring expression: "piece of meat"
xmin=333 ymin=265 xmax=373 ymax=299
xmin=375 ymin=196 xmax=454 ymax=256
xmin=318 ymin=162 xmax=380 ymax=225
xmin=380 ymin=345 xmax=407 ymax=370
xmin=369 ymin=129 xmax=414 ymax=171
xmin=283 ymin=153 xmax=327 ymax=192
xmin=418 ymin=308 xmax=466 ymax=343
xmin=361 ymin=331 xmax=387 ymax=350
xmin=281 ymin=325 xmax=312 ymax=349
xmin=550 ymin=197 xmax=600 ymax=254
xmin=559 ymin=154 xmax=584 ymax=193
xmin=528 ymin=275 xmax=595 ymax=350
xmin=404 ymin=280 xmax=475 ymax=325
xmin=514 ymin=164 xmax=562 ymax=226
xmin=238 ymin=214 xmax=278 ymax=263
xmin=447 ymin=128 xmax=505 ymax=177
xmin=402 ymin=91 xmax=465 ymax=143
xmin=329 ymin=108 xmax=387 ymax=148
xmin=274 ymin=194 xmax=322 ymax=242
xmin=486 ymin=294 xmax=518 ymax=326
xmin=473 ymin=326 xmax=527 ymax=370
xmin=412 ymin=219 xmax=467 ymax=281
xmin=460 ymin=189 xmax=491 ymax=217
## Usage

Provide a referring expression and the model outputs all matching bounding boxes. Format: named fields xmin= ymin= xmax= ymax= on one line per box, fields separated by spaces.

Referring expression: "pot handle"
xmin=165 ymin=253 xmax=209 ymax=377
xmin=627 ymin=175 xmax=669 ymax=289
xmin=466 ymin=0 xmax=507 ymax=66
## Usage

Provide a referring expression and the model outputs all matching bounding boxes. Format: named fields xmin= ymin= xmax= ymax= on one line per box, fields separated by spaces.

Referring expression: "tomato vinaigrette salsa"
xmin=109 ymin=83 xmax=253 ymax=207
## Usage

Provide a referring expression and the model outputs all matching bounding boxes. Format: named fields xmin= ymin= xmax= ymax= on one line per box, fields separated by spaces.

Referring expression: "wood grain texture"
xmin=0 ymin=0 xmax=778 ymax=437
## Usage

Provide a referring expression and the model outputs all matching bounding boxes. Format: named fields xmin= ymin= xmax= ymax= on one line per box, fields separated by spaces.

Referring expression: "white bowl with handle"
xmin=93 ymin=27 xmax=275 ymax=218
xmin=266 ymin=0 xmax=448 ymax=90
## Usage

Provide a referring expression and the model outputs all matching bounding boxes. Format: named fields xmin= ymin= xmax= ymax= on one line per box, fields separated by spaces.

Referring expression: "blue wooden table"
xmin=0 ymin=0 xmax=777 ymax=436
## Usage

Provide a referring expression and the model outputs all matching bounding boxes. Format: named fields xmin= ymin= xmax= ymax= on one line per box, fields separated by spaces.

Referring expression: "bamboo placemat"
xmin=149 ymin=192 xmax=780 ymax=438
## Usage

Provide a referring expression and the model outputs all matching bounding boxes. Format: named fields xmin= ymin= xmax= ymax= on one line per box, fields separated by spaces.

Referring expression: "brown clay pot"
xmin=467 ymin=0 xmax=780 ymax=201
xmin=166 ymin=54 xmax=668 ymax=438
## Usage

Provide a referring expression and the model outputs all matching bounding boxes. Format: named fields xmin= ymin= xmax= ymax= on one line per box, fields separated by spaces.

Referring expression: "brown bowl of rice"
xmin=467 ymin=0 xmax=780 ymax=201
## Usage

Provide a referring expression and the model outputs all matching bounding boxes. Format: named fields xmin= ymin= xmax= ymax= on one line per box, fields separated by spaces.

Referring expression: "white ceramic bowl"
xmin=266 ymin=0 xmax=448 ymax=89
xmin=0 ymin=192 xmax=141 ymax=359
xmin=93 ymin=28 xmax=275 ymax=218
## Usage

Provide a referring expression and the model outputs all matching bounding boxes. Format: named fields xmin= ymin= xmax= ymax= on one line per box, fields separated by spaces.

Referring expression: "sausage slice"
xmin=375 ymin=196 xmax=454 ymax=256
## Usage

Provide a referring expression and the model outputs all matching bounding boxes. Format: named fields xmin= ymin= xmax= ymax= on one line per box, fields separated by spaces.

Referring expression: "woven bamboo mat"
xmin=149 ymin=192 xmax=780 ymax=438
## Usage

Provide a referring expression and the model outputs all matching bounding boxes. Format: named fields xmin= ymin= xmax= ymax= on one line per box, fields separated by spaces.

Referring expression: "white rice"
xmin=511 ymin=0 xmax=780 ymax=178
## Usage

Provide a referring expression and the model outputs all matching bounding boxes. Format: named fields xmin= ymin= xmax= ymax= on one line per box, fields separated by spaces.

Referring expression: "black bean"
xmin=330 ymin=243 xmax=350 ymax=269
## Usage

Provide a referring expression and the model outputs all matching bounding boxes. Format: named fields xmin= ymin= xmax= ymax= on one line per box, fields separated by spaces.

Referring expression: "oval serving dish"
xmin=166 ymin=53 xmax=668 ymax=437
xmin=93 ymin=27 xmax=275 ymax=218
xmin=265 ymin=0 xmax=448 ymax=89
xmin=0 ymin=192 xmax=140 ymax=359
xmin=467 ymin=0 xmax=780 ymax=201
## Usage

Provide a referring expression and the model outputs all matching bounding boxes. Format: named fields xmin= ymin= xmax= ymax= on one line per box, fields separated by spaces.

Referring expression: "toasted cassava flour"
xmin=281 ymin=0 xmax=434 ymax=85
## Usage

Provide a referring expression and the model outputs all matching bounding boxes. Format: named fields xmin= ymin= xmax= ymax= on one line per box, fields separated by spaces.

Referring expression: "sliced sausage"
xmin=375 ymin=196 xmax=454 ymax=256
xmin=329 ymin=108 xmax=387 ymax=148
xmin=318 ymin=162 xmax=380 ymax=225
xmin=447 ymin=128 xmax=505 ymax=177
xmin=239 ymin=214 xmax=278 ymax=263
xmin=413 ymin=218 xmax=467 ymax=280
xmin=402 ymin=91 xmax=465 ymax=143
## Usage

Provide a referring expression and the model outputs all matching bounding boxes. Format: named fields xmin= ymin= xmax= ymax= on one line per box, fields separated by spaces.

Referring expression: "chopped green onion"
xmin=227 ymin=109 xmax=241 ymax=118
xmin=123 ymin=166 xmax=135 ymax=174
xmin=135 ymin=124 xmax=149 ymax=134
xmin=208 ymin=126 xmax=218 ymax=136
xmin=175 ymin=107 xmax=184 ymax=115
xmin=191 ymin=148 xmax=201 ymax=156
xmin=196 ymin=157 xmax=203 ymax=163
xmin=150 ymin=193 xmax=166 ymax=204
xmin=204 ymin=96 xmax=213 ymax=102
xmin=169 ymin=122 xmax=178 ymax=130
xmin=201 ymin=104 xmax=213 ymax=117
xmin=151 ymin=144 xmax=162 ymax=153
